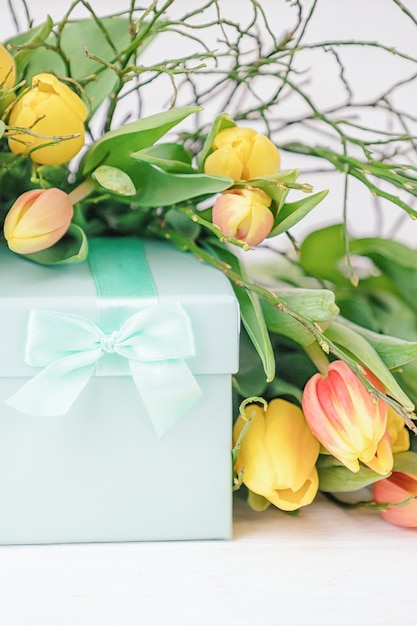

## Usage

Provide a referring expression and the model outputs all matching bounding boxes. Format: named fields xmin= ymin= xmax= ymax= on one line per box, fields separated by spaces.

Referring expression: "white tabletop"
xmin=0 ymin=493 xmax=414 ymax=626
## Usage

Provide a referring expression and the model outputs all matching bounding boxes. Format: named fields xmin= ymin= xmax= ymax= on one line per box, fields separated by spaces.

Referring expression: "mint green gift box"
xmin=0 ymin=237 xmax=239 ymax=544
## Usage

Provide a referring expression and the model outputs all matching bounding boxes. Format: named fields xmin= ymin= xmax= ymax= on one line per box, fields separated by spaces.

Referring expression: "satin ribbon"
xmin=7 ymin=238 xmax=201 ymax=437
xmin=6 ymin=304 xmax=201 ymax=438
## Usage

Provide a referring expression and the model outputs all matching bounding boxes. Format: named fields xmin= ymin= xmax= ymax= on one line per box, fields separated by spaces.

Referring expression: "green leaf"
xmin=92 ymin=165 xmax=136 ymax=196
xmin=126 ymin=165 xmax=232 ymax=206
xmin=333 ymin=317 xmax=417 ymax=370
xmin=262 ymin=287 xmax=339 ymax=346
xmin=247 ymin=490 xmax=271 ymax=512
xmin=266 ymin=377 xmax=303 ymax=404
xmin=23 ymin=224 xmax=88 ymax=265
xmin=233 ymin=327 xmax=269 ymax=398
xmin=398 ymin=360 xmax=417 ymax=403
xmin=268 ymin=189 xmax=329 ymax=237
xmin=8 ymin=17 xmax=54 ymax=79
xmin=0 ymin=120 xmax=5 ymax=140
xmin=248 ymin=169 xmax=299 ymax=211
xmin=351 ymin=237 xmax=417 ymax=312
xmin=299 ymin=223 xmax=347 ymax=284
xmin=206 ymin=241 xmax=275 ymax=382
xmin=81 ymin=106 xmax=202 ymax=175
xmin=393 ymin=451 xmax=417 ymax=474
xmin=196 ymin=112 xmax=236 ymax=170
xmin=131 ymin=143 xmax=194 ymax=173
xmin=325 ymin=320 xmax=414 ymax=411
xmin=317 ymin=455 xmax=385 ymax=492
xmin=164 ymin=208 xmax=201 ymax=240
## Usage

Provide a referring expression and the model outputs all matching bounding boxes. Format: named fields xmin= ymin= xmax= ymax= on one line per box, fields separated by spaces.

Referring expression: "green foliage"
xmin=81 ymin=107 xmax=202 ymax=175
xmin=317 ymin=455 xmax=385 ymax=493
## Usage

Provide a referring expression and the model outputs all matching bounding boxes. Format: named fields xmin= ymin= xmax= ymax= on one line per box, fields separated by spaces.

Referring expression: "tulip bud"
xmin=302 ymin=360 xmax=393 ymax=476
xmin=213 ymin=187 xmax=274 ymax=246
xmin=204 ymin=126 xmax=280 ymax=181
xmin=8 ymin=73 xmax=87 ymax=165
xmin=373 ymin=472 xmax=417 ymax=527
xmin=4 ymin=188 xmax=74 ymax=254
xmin=233 ymin=399 xmax=320 ymax=511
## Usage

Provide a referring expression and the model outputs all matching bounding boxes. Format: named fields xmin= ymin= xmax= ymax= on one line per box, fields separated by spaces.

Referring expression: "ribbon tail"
xmin=129 ymin=359 xmax=202 ymax=438
xmin=6 ymin=351 xmax=100 ymax=417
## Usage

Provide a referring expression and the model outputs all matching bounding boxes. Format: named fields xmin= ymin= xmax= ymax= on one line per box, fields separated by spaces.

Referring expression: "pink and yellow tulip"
xmin=4 ymin=188 xmax=74 ymax=254
xmin=233 ymin=399 xmax=320 ymax=511
xmin=204 ymin=126 xmax=280 ymax=181
xmin=212 ymin=187 xmax=274 ymax=246
xmin=302 ymin=360 xmax=393 ymax=476
xmin=373 ymin=472 xmax=417 ymax=527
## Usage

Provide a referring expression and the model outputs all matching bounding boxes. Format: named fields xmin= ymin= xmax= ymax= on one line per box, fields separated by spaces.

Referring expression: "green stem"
xmin=68 ymin=179 xmax=95 ymax=205
xmin=304 ymin=341 xmax=330 ymax=376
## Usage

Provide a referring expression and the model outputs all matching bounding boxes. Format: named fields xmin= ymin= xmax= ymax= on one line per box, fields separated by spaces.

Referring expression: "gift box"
xmin=0 ymin=237 xmax=239 ymax=544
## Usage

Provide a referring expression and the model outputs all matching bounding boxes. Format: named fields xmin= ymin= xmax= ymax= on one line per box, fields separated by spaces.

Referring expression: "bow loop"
xmin=7 ymin=304 xmax=201 ymax=437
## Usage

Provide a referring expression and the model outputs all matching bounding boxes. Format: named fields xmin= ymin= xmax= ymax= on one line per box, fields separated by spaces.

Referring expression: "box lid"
xmin=0 ymin=237 xmax=240 ymax=378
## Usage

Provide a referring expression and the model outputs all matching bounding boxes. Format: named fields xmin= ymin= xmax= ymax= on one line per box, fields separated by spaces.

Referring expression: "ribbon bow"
xmin=7 ymin=304 xmax=201 ymax=438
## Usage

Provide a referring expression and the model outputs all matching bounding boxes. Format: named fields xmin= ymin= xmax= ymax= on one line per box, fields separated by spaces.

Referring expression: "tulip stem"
xmin=304 ymin=341 xmax=330 ymax=376
xmin=68 ymin=179 xmax=95 ymax=205
xmin=150 ymin=223 xmax=417 ymax=434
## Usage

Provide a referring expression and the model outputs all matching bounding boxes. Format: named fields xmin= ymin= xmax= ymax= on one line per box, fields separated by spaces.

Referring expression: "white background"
xmin=3 ymin=0 xmax=417 ymax=245
xmin=2 ymin=3 xmax=417 ymax=625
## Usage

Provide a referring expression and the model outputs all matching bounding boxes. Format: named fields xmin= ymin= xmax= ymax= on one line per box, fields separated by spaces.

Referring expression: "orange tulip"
xmin=302 ymin=360 xmax=393 ymax=476
xmin=4 ymin=188 xmax=73 ymax=254
xmin=373 ymin=472 xmax=417 ymax=527
xmin=212 ymin=187 xmax=274 ymax=246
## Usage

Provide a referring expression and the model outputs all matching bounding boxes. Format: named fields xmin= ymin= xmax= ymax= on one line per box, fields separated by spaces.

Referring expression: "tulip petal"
xmin=0 ymin=43 xmax=16 ymax=88
xmin=233 ymin=407 xmax=276 ymax=495
xmin=212 ymin=126 xmax=257 ymax=149
xmin=373 ymin=472 xmax=417 ymax=527
xmin=267 ymin=467 xmax=319 ymax=511
xmin=204 ymin=145 xmax=243 ymax=180
xmin=265 ymin=399 xmax=319 ymax=492
xmin=246 ymin=134 xmax=281 ymax=179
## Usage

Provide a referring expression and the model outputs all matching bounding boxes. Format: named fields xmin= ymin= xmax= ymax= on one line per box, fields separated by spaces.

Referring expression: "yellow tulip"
xmin=233 ymin=399 xmax=320 ymax=511
xmin=386 ymin=406 xmax=410 ymax=454
xmin=302 ymin=360 xmax=393 ymax=476
xmin=212 ymin=187 xmax=274 ymax=246
xmin=204 ymin=126 xmax=280 ymax=181
xmin=8 ymin=73 xmax=87 ymax=165
xmin=4 ymin=188 xmax=74 ymax=254
xmin=0 ymin=42 xmax=16 ymax=88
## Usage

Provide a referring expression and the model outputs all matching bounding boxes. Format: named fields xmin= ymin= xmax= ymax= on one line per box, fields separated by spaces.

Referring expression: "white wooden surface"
xmin=0 ymin=493 xmax=414 ymax=626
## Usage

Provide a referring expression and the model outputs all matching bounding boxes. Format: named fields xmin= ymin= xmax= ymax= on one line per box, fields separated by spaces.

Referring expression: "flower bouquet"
xmin=2 ymin=0 xmax=417 ymax=530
